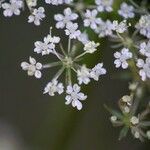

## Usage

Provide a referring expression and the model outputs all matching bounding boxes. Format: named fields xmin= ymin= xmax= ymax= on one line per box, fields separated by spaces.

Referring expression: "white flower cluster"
xmin=49 ymin=0 xmax=116 ymax=38
xmin=45 ymin=0 xmax=72 ymax=5
xmin=21 ymin=27 xmax=106 ymax=110
xmin=2 ymin=0 xmax=149 ymax=115
xmin=1 ymin=0 xmax=45 ymax=26
xmin=110 ymin=94 xmax=150 ymax=141
xmin=136 ymin=40 xmax=150 ymax=81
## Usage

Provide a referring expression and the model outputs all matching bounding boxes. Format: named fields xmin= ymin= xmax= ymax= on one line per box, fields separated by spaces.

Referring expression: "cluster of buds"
xmin=108 ymin=93 xmax=150 ymax=141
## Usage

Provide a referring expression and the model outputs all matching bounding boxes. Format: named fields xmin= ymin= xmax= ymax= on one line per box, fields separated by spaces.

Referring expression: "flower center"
xmin=63 ymin=57 xmax=73 ymax=68
xmin=28 ymin=65 xmax=36 ymax=73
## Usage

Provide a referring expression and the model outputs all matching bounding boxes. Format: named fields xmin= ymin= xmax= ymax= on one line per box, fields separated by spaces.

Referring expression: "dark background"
xmin=0 ymin=0 xmax=149 ymax=150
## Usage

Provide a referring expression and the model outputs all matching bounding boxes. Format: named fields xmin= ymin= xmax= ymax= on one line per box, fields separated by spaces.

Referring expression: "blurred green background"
xmin=0 ymin=0 xmax=149 ymax=150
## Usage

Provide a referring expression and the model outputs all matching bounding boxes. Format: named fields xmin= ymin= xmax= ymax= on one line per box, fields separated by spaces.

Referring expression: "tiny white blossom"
xmin=134 ymin=131 xmax=140 ymax=139
xmin=136 ymin=58 xmax=150 ymax=81
xmin=45 ymin=0 xmax=63 ymax=5
xmin=90 ymin=63 xmax=106 ymax=81
xmin=112 ymin=20 xmax=129 ymax=33
xmin=28 ymin=7 xmax=45 ymax=26
xmin=95 ymin=19 xmax=114 ymax=37
xmin=84 ymin=41 xmax=100 ymax=54
xmin=2 ymin=0 xmax=23 ymax=17
xmin=34 ymin=34 xmax=60 ymax=55
xmin=130 ymin=116 xmax=139 ymax=125
xmin=124 ymin=106 xmax=130 ymax=113
xmin=118 ymin=2 xmax=135 ymax=19
xmin=122 ymin=95 xmax=132 ymax=106
xmin=65 ymin=22 xmax=81 ymax=39
xmin=65 ymin=84 xmax=87 ymax=110
xmin=77 ymin=32 xmax=89 ymax=44
xmin=114 ymin=48 xmax=132 ymax=69
xmin=77 ymin=66 xmax=91 ymax=85
xmin=95 ymin=0 xmax=113 ymax=12
xmin=54 ymin=7 xmax=78 ymax=29
xmin=44 ymin=80 xmax=64 ymax=96
xmin=84 ymin=9 xmax=101 ymax=30
xmin=139 ymin=41 xmax=150 ymax=57
xmin=135 ymin=15 xmax=150 ymax=39
xmin=21 ymin=57 xmax=42 ymax=79
xmin=110 ymin=116 xmax=117 ymax=122
xmin=26 ymin=0 xmax=37 ymax=7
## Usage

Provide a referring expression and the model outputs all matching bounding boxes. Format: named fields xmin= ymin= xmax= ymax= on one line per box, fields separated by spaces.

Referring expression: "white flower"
xmin=122 ymin=95 xmax=132 ymax=106
xmin=95 ymin=19 xmax=114 ymax=37
xmin=77 ymin=66 xmax=91 ymax=85
xmin=45 ymin=0 xmax=63 ymax=5
xmin=90 ymin=63 xmax=106 ymax=81
xmin=65 ymin=22 xmax=81 ymax=39
xmin=28 ymin=7 xmax=45 ymax=26
xmin=77 ymin=32 xmax=89 ymax=44
xmin=54 ymin=7 xmax=78 ymax=29
xmin=112 ymin=20 xmax=129 ymax=33
xmin=2 ymin=0 xmax=23 ymax=17
xmin=44 ymin=80 xmax=64 ymax=96
xmin=134 ymin=131 xmax=140 ymax=139
xmin=110 ymin=116 xmax=117 ymax=122
xmin=130 ymin=116 xmax=139 ymax=125
xmin=65 ymin=84 xmax=87 ymax=110
xmin=135 ymin=15 xmax=150 ymax=39
xmin=95 ymin=0 xmax=113 ymax=12
xmin=26 ymin=0 xmax=37 ymax=8
xmin=84 ymin=41 xmax=100 ymax=54
xmin=136 ymin=58 xmax=150 ymax=81
xmin=114 ymin=48 xmax=132 ymax=69
xmin=139 ymin=41 xmax=150 ymax=57
xmin=21 ymin=57 xmax=42 ymax=79
xmin=118 ymin=2 xmax=135 ymax=19
xmin=34 ymin=34 xmax=60 ymax=55
xmin=84 ymin=9 xmax=101 ymax=29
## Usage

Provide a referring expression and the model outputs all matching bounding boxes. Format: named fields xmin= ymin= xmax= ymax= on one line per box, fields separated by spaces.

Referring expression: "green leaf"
xmin=119 ymin=126 xmax=129 ymax=140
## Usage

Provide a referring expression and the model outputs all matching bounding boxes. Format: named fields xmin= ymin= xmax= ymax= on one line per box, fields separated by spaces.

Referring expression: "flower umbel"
xmin=21 ymin=27 xmax=106 ymax=110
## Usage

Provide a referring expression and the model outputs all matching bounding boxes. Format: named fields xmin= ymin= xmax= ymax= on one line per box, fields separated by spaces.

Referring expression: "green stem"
xmin=129 ymin=0 xmax=139 ymax=8
xmin=59 ymin=43 xmax=67 ymax=56
xmin=65 ymin=68 xmax=72 ymax=86
xmin=68 ymin=38 xmax=71 ymax=55
xmin=74 ymin=52 xmax=87 ymax=61
xmin=53 ymin=66 xmax=65 ymax=80
xmin=42 ymin=61 xmax=62 ymax=69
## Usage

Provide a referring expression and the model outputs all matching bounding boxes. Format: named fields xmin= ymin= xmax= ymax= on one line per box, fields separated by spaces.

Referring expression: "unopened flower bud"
xmin=130 ymin=116 xmax=139 ymax=125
